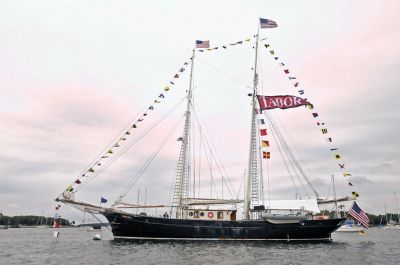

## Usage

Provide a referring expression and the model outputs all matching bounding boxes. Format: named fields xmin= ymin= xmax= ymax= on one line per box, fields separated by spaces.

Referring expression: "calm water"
xmin=0 ymin=227 xmax=399 ymax=265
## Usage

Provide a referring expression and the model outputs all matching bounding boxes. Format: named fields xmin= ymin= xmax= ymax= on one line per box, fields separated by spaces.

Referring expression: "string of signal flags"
xmin=261 ymin=42 xmax=359 ymax=199
xmin=63 ymin=58 xmax=193 ymax=196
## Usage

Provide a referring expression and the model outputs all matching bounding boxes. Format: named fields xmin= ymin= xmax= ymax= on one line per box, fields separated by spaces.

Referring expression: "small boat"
xmin=380 ymin=195 xmax=400 ymax=230
xmin=335 ymin=219 xmax=364 ymax=233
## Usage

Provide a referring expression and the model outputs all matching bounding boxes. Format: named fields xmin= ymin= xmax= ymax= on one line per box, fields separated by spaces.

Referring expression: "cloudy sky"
xmin=1 ymin=0 xmax=399 ymax=220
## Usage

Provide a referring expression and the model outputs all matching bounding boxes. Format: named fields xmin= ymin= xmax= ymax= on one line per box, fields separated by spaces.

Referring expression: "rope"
xmin=75 ymin=97 xmax=186 ymax=193
xmin=191 ymin=103 xmax=237 ymax=199
xmin=118 ymin=115 xmax=185 ymax=200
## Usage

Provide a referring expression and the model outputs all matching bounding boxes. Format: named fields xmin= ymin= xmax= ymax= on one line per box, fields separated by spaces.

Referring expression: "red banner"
xmin=257 ymin=95 xmax=311 ymax=110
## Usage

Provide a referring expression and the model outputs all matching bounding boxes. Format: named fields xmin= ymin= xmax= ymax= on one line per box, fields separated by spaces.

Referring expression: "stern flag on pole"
xmin=195 ymin=40 xmax=210 ymax=48
xmin=100 ymin=197 xmax=108 ymax=204
xmin=348 ymin=202 xmax=369 ymax=228
xmin=259 ymin=18 xmax=278 ymax=29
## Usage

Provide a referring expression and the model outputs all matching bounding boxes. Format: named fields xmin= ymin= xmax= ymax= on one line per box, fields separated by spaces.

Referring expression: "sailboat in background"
xmin=55 ymin=18 xmax=367 ymax=241
xmin=336 ymin=219 xmax=364 ymax=233
xmin=35 ymin=216 xmax=50 ymax=228
xmin=0 ymin=210 xmax=8 ymax=229
xmin=382 ymin=193 xmax=400 ymax=230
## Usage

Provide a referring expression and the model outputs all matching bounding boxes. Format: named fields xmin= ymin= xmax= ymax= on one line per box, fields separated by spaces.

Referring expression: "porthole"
xmin=188 ymin=212 xmax=193 ymax=216
xmin=200 ymin=212 xmax=205 ymax=217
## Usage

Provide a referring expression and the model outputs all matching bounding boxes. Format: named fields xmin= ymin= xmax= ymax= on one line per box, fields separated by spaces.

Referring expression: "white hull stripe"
xmin=114 ymin=236 xmax=331 ymax=241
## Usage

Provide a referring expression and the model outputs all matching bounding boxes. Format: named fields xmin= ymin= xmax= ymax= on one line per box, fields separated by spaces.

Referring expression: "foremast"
xmin=172 ymin=49 xmax=195 ymax=218
xmin=244 ymin=30 xmax=262 ymax=220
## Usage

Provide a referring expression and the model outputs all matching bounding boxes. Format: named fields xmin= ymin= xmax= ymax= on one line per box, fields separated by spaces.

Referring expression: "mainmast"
xmin=244 ymin=29 xmax=261 ymax=220
xmin=172 ymin=49 xmax=195 ymax=218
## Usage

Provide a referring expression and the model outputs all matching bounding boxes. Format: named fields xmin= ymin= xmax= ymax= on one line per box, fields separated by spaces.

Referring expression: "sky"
xmin=1 ymin=0 xmax=400 ymax=220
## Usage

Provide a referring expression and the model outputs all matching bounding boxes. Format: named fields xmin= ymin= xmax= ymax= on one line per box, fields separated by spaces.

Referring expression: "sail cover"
xmin=262 ymin=199 xmax=320 ymax=213
xmin=257 ymin=95 xmax=311 ymax=110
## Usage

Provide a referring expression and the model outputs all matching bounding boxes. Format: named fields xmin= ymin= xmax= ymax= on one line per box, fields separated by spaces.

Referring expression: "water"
xmin=0 ymin=228 xmax=399 ymax=265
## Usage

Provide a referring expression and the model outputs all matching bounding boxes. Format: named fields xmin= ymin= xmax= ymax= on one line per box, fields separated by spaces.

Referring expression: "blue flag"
xmin=100 ymin=197 xmax=108 ymax=204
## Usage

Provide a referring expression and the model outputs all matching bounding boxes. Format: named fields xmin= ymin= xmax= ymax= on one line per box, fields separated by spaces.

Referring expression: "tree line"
xmin=0 ymin=214 xmax=70 ymax=227
xmin=321 ymin=210 xmax=399 ymax=226
xmin=0 ymin=212 xmax=398 ymax=227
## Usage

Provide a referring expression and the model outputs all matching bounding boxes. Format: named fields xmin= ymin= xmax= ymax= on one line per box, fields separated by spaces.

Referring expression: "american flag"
xmin=259 ymin=18 xmax=278 ymax=29
xmin=348 ymin=202 xmax=369 ymax=228
xmin=195 ymin=40 xmax=210 ymax=48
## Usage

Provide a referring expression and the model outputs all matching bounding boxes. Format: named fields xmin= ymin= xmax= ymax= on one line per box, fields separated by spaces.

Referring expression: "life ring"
xmin=208 ymin=212 xmax=214 ymax=218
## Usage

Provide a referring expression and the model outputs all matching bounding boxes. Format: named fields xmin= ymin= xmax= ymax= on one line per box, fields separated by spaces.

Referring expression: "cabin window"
xmin=217 ymin=211 xmax=224 ymax=219
xmin=188 ymin=212 xmax=193 ymax=217
xmin=200 ymin=212 xmax=205 ymax=217
xmin=194 ymin=211 xmax=199 ymax=218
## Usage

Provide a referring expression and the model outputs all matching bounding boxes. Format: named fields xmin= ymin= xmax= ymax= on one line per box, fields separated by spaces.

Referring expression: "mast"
xmin=395 ymin=192 xmax=399 ymax=223
xmin=332 ymin=175 xmax=339 ymax=218
xmin=173 ymin=49 xmax=195 ymax=218
xmin=244 ymin=28 xmax=260 ymax=220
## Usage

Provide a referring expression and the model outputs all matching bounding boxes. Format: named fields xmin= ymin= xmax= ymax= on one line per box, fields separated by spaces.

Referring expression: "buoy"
xmin=359 ymin=230 xmax=366 ymax=236
xmin=53 ymin=231 xmax=60 ymax=238
xmin=93 ymin=234 xmax=101 ymax=240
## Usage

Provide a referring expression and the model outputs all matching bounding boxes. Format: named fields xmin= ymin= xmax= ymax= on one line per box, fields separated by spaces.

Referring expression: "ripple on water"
xmin=0 ymin=228 xmax=399 ymax=265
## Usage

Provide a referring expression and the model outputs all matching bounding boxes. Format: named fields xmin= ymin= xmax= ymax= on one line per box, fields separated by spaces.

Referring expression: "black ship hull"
xmin=103 ymin=211 xmax=345 ymax=241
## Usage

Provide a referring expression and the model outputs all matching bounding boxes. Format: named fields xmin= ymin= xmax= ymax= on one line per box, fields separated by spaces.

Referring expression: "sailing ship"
xmin=380 ymin=194 xmax=400 ymax=230
xmin=56 ymin=19 xmax=353 ymax=241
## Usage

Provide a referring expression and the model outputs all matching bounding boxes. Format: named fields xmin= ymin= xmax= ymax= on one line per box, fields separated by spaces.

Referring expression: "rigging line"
xmin=75 ymin=98 xmax=185 ymax=193
xmin=191 ymin=68 xmax=196 ymax=199
xmin=190 ymin=101 xmax=235 ymax=199
xmin=194 ymin=46 xmax=253 ymax=90
xmin=198 ymin=125 xmax=202 ymax=198
xmin=119 ymin=115 xmax=185 ymax=200
xmin=191 ymin=106 xmax=196 ymax=198
xmin=271 ymin=107 xmax=318 ymax=189
xmin=257 ymin=43 xmax=268 ymax=205
xmin=327 ymin=174 xmax=334 ymax=199
xmin=257 ymin=48 xmax=317 ymax=199
xmin=74 ymin=97 xmax=186 ymax=193
xmin=266 ymin=151 xmax=271 ymax=207
xmin=67 ymin=203 xmax=112 ymax=232
xmin=191 ymin=104 xmax=237 ymax=199
xmin=266 ymin=113 xmax=314 ymax=198
xmin=196 ymin=57 xmax=253 ymax=91
xmin=73 ymin=89 xmax=173 ymax=185
xmin=256 ymin=121 xmax=265 ymax=205
xmin=261 ymin=39 xmax=344 ymax=194
xmin=67 ymin=104 xmax=146 ymax=195
xmin=199 ymin=135 xmax=219 ymax=198
xmin=264 ymin=113 xmax=303 ymax=197
xmin=198 ymin=125 xmax=234 ymax=198
xmin=236 ymin=169 xmax=246 ymax=199
xmin=266 ymin=112 xmax=310 ymax=198
xmin=64 ymin=53 xmax=192 ymax=197
xmin=201 ymin=134 xmax=233 ymax=199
